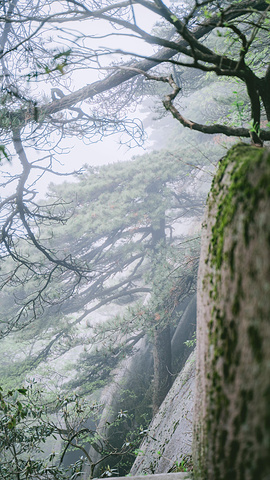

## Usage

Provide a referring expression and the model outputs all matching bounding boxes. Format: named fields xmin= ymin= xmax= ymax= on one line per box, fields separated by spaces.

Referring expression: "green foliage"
xmin=0 ymin=145 xmax=10 ymax=162
xmin=184 ymin=332 xmax=196 ymax=348
xmin=0 ymin=97 xmax=210 ymax=478
xmin=172 ymin=455 xmax=193 ymax=473
xmin=0 ymin=120 xmax=209 ymax=480
xmin=0 ymin=142 xmax=206 ymax=386
xmin=72 ymin=235 xmax=199 ymax=387
xmin=98 ymin=416 xmax=150 ymax=477
xmin=0 ymin=383 xmax=144 ymax=479
xmin=48 ymin=149 xmax=192 ymax=237
xmin=0 ymin=385 xmax=77 ymax=479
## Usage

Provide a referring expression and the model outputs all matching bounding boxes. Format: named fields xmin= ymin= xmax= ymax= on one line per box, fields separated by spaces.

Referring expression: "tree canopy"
xmin=0 ymin=148 xmax=203 ymax=386
xmin=0 ymin=145 xmax=203 ymax=477
xmin=1 ymin=1 xmax=269 ymax=139
xmin=1 ymin=0 xmax=269 ymax=329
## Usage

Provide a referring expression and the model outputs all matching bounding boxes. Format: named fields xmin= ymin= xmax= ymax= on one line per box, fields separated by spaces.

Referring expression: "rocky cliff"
xmin=131 ymin=349 xmax=195 ymax=475
xmin=193 ymin=144 xmax=270 ymax=480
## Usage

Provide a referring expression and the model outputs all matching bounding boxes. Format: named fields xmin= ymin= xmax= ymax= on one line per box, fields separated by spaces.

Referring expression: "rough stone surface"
xmin=107 ymin=474 xmax=191 ymax=480
xmin=171 ymin=295 xmax=196 ymax=373
xmin=193 ymin=144 xmax=270 ymax=480
xmin=130 ymin=349 xmax=195 ymax=475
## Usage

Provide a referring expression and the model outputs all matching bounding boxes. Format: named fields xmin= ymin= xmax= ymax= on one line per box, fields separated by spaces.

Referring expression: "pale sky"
xmin=1 ymin=4 xmax=162 ymax=198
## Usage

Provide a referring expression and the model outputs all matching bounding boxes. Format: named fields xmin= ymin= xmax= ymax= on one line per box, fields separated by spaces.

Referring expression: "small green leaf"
xmin=56 ymin=63 xmax=65 ymax=74
xmin=8 ymin=417 xmax=16 ymax=429
xmin=0 ymin=146 xmax=10 ymax=162
xmin=53 ymin=49 xmax=71 ymax=60
xmin=170 ymin=14 xmax=178 ymax=23
xmin=17 ymin=388 xmax=28 ymax=395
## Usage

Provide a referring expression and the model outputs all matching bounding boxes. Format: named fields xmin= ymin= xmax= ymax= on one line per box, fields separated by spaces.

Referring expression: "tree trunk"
xmin=193 ymin=144 xmax=270 ymax=480
xmin=151 ymin=218 xmax=166 ymax=247
xmin=152 ymin=324 xmax=172 ymax=416
xmin=259 ymin=70 xmax=270 ymax=122
xmin=151 ymin=214 xmax=172 ymax=416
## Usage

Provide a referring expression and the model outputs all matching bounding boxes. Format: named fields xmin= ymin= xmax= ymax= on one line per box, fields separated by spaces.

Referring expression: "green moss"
xmin=208 ymin=143 xmax=270 ymax=272
xmin=247 ymin=325 xmax=263 ymax=363
xmin=228 ymin=240 xmax=237 ymax=275
xmin=226 ymin=440 xmax=240 ymax=480
xmin=172 ymin=419 xmax=179 ymax=433
xmin=205 ymin=144 xmax=270 ymax=428
xmin=255 ymin=426 xmax=263 ymax=444
xmin=232 ymin=297 xmax=240 ymax=315
xmin=233 ymin=389 xmax=254 ymax=436
xmin=218 ymin=429 xmax=228 ymax=458
xmin=196 ymin=144 xmax=270 ymax=480
xmin=263 ymin=386 xmax=270 ymax=429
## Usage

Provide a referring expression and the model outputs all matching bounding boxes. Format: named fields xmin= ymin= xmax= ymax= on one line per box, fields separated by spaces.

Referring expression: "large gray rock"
xmin=130 ymin=349 xmax=195 ymax=475
xmin=107 ymin=474 xmax=191 ymax=480
xmin=193 ymin=144 xmax=270 ymax=480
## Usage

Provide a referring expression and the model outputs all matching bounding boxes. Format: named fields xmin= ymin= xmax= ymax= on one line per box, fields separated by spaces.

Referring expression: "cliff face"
xmin=130 ymin=297 xmax=197 ymax=476
xmin=193 ymin=144 xmax=270 ymax=480
xmin=130 ymin=349 xmax=196 ymax=476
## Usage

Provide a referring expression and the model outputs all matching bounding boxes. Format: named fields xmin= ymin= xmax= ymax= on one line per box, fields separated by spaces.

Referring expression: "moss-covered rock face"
xmin=193 ymin=144 xmax=270 ymax=480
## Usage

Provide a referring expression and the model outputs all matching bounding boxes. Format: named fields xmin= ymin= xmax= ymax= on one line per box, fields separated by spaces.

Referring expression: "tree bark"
xmin=11 ymin=1 xmax=268 ymax=125
xmin=151 ymin=214 xmax=172 ymax=416
xmin=258 ymin=68 xmax=270 ymax=121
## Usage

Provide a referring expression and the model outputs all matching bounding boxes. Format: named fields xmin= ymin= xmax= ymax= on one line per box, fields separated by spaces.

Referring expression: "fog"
xmin=1 ymin=0 xmax=266 ymax=478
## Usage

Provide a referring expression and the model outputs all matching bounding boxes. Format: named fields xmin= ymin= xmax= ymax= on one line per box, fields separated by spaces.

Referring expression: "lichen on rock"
xmin=193 ymin=144 xmax=270 ymax=480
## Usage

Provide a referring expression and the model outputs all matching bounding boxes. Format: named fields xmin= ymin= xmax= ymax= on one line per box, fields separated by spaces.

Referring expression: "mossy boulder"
xmin=193 ymin=144 xmax=270 ymax=480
